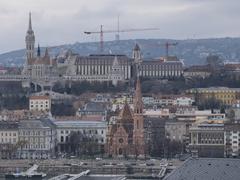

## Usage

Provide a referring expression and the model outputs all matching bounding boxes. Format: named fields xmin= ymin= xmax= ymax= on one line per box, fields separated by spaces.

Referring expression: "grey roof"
xmin=19 ymin=119 xmax=55 ymax=129
xmin=164 ymin=158 xmax=240 ymax=180
xmin=83 ymin=102 xmax=107 ymax=112
xmin=0 ymin=122 xmax=18 ymax=130
xmin=54 ymin=120 xmax=107 ymax=129
xmin=75 ymin=54 xmax=133 ymax=65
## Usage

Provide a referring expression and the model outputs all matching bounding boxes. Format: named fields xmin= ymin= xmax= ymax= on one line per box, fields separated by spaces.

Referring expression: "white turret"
xmin=110 ymin=56 xmax=123 ymax=86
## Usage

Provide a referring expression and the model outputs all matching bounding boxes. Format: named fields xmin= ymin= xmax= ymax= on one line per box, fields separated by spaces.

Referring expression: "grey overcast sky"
xmin=0 ymin=0 xmax=239 ymax=53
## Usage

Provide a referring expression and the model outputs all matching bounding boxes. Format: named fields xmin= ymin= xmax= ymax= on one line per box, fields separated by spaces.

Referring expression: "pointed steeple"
xmin=25 ymin=12 xmax=35 ymax=64
xmin=120 ymin=101 xmax=132 ymax=119
xmin=27 ymin=12 xmax=33 ymax=34
xmin=29 ymin=12 xmax=32 ymax=30
xmin=134 ymin=43 xmax=140 ymax=51
xmin=37 ymin=44 xmax=41 ymax=57
xmin=133 ymin=77 xmax=143 ymax=114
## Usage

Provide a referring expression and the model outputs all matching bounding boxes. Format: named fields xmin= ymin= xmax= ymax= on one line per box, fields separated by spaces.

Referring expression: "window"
xmin=60 ymin=136 xmax=64 ymax=142
xmin=119 ymin=138 xmax=123 ymax=143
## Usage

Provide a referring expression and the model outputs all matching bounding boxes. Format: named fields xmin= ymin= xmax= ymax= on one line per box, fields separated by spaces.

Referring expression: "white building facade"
xmin=29 ymin=96 xmax=51 ymax=111
xmin=17 ymin=119 xmax=56 ymax=159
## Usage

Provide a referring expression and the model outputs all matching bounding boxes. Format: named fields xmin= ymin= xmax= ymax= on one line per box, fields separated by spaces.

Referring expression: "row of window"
xmin=60 ymin=129 xmax=104 ymax=135
xmin=60 ymin=136 xmax=104 ymax=143
xmin=0 ymin=132 xmax=17 ymax=137
xmin=0 ymin=138 xmax=17 ymax=143
xmin=30 ymin=101 xmax=49 ymax=104
xmin=23 ymin=143 xmax=49 ymax=149
xmin=30 ymin=104 xmax=49 ymax=108
xmin=19 ymin=131 xmax=50 ymax=136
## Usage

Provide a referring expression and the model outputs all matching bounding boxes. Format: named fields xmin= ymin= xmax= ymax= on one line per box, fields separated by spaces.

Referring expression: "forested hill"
xmin=1 ymin=37 xmax=240 ymax=66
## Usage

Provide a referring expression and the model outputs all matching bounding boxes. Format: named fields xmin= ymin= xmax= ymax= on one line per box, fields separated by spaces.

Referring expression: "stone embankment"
xmin=0 ymin=159 xmax=171 ymax=176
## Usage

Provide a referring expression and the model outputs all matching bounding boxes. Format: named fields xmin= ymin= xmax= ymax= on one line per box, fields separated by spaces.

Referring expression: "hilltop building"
xmin=64 ymin=54 xmax=131 ymax=86
xmin=22 ymin=13 xmax=57 ymax=90
xmin=132 ymin=44 xmax=183 ymax=79
xmin=17 ymin=13 xmax=185 ymax=91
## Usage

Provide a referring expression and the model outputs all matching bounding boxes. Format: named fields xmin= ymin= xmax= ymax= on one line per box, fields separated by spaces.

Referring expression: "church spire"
xmin=27 ymin=12 xmax=33 ymax=33
xmin=133 ymin=77 xmax=143 ymax=114
xmin=29 ymin=12 xmax=32 ymax=30
xmin=25 ymin=12 xmax=35 ymax=64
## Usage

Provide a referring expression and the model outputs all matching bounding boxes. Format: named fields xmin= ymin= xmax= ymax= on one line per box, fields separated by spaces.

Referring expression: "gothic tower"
xmin=133 ymin=78 xmax=145 ymax=156
xmin=132 ymin=43 xmax=141 ymax=64
xmin=132 ymin=44 xmax=142 ymax=78
xmin=111 ymin=56 xmax=123 ymax=86
xmin=25 ymin=12 xmax=35 ymax=65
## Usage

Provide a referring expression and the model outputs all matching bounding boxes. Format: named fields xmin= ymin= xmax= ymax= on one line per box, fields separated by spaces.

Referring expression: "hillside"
xmin=1 ymin=37 xmax=240 ymax=66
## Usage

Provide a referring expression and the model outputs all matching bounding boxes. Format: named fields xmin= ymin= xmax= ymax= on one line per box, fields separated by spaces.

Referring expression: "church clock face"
xmin=119 ymin=138 xmax=124 ymax=143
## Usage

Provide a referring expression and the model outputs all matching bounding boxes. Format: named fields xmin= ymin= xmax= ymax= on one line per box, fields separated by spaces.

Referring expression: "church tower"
xmin=110 ymin=56 xmax=123 ymax=86
xmin=25 ymin=12 xmax=35 ymax=65
xmin=132 ymin=44 xmax=142 ymax=78
xmin=132 ymin=43 xmax=141 ymax=64
xmin=133 ymin=78 xmax=145 ymax=156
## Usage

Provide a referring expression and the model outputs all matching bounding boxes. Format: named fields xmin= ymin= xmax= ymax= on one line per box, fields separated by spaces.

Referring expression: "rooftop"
xmin=54 ymin=120 xmax=107 ymax=128
xmin=188 ymin=87 xmax=240 ymax=92
xmin=19 ymin=119 xmax=55 ymax=129
xmin=82 ymin=102 xmax=107 ymax=112
xmin=30 ymin=95 xmax=50 ymax=100
xmin=164 ymin=158 xmax=240 ymax=180
xmin=0 ymin=122 xmax=18 ymax=130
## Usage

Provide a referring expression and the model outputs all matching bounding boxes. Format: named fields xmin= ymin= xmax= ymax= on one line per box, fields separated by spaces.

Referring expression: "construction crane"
xmin=84 ymin=25 xmax=159 ymax=52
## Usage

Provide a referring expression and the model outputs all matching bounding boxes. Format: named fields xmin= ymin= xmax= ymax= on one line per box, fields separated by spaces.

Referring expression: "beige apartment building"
xmin=29 ymin=96 xmax=51 ymax=111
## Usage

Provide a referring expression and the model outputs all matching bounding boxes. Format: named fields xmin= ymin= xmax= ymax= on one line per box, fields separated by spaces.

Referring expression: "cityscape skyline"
xmin=0 ymin=0 xmax=240 ymax=53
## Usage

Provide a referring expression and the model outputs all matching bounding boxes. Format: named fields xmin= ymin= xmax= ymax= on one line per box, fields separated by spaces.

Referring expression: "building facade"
xmin=29 ymin=95 xmax=51 ymax=111
xmin=189 ymin=123 xmax=224 ymax=158
xmin=132 ymin=44 xmax=183 ymax=79
xmin=0 ymin=122 xmax=18 ymax=159
xmin=165 ymin=121 xmax=187 ymax=142
xmin=187 ymin=87 xmax=240 ymax=106
xmin=64 ymin=54 xmax=132 ymax=85
xmin=17 ymin=119 xmax=56 ymax=159
xmin=54 ymin=120 xmax=107 ymax=154
xmin=224 ymin=122 xmax=240 ymax=157
xmin=183 ymin=64 xmax=212 ymax=79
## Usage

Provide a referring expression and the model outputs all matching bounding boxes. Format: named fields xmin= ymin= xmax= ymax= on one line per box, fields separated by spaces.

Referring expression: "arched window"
xmin=119 ymin=148 xmax=123 ymax=155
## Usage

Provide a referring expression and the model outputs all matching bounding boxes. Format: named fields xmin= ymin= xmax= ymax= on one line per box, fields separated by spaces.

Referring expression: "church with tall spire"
xmin=106 ymin=78 xmax=146 ymax=157
xmin=22 ymin=12 xmax=57 ymax=80
xmin=133 ymin=77 xmax=145 ymax=155
xmin=25 ymin=12 xmax=35 ymax=65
